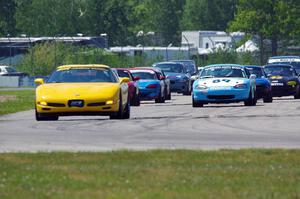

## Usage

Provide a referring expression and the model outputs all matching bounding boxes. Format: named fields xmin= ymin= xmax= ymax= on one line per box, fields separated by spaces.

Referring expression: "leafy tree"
xmin=229 ymin=0 xmax=300 ymax=58
xmin=0 ymin=0 xmax=17 ymax=36
xmin=181 ymin=0 xmax=236 ymax=30
xmin=14 ymin=0 xmax=82 ymax=36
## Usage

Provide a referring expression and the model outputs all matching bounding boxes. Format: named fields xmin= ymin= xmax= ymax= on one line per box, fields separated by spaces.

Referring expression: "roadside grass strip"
xmin=0 ymin=90 xmax=35 ymax=115
xmin=0 ymin=149 xmax=299 ymax=198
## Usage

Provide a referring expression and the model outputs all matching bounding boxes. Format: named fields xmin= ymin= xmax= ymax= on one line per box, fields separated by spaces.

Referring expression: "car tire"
xmin=263 ymin=90 xmax=273 ymax=103
xmin=122 ymin=98 xmax=130 ymax=119
xmin=110 ymin=93 xmax=129 ymax=119
xmin=192 ymin=97 xmax=203 ymax=107
xmin=166 ymin=91 xmax=171 ymax=100
xmin=244 ymin=90 xmax=257 ymax=106
xmin=155 ymin=90 xmax=165 ymax=103
xmin=183 ymin=82 xmax=192 ymax=96
xmin=294 ymin=85 xmax=300 ymax=99
xmin=35 ymin=108 xmax=59 ymax=121
xmin=132 ymin=93 xmax=141 ymax=106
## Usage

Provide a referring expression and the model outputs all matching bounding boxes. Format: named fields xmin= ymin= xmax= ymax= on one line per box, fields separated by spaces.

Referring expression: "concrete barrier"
xmin=0 ymin=76 xmax=20 ymax=87
xmin=0 ymin=76 xmax=48 ymax=87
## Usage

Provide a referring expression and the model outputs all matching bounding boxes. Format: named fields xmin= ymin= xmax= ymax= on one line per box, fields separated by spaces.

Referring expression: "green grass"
xmin=0 ymin=90 xmax=35 ymax=115
xmin=0 ymin=150 xmax=299 ymax=199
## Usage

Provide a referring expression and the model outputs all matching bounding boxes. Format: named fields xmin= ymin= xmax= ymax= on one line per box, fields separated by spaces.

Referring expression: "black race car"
xmin=263 ymin=64 xmax=300 ymax=99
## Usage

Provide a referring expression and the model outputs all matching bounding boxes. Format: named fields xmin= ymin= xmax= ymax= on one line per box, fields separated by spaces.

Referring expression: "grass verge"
xmin=0 ymin=90 xmax=35 ymax=115
xmin=0 ymin=149 xmax=299 ymax=199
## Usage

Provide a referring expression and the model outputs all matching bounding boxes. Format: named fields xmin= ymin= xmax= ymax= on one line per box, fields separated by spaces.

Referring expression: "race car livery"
xmin=264 ymin=64 xmax=300 ymax=99
xmin=193 ymin=64 xmax=257 ymax=107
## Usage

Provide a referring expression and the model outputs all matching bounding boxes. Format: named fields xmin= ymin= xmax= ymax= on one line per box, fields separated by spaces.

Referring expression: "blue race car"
xmin=129 ymin=68 xmax=166 ymax=103
xmin=153 ymin=62 xmax=192 ymax=95
xmin=193 ymin=64 xmax=257 ymax=107
xmin=263 ymin=64 xmax=300 ymax=99
xmin=245 ymin=66 xmax=273 ymax=103
xmin=268 ymin=56 xmax=300 ymax=74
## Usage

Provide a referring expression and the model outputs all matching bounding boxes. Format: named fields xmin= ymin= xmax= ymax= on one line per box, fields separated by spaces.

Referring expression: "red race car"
xmin=114 ymin=68 xmax=141 ymax=106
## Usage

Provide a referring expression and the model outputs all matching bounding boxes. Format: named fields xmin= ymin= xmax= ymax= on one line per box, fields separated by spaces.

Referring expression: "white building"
xmin=109 ymin=46 xmax=194 ymax=61
xmin=181 ymin=31 xmax=247 ymax=55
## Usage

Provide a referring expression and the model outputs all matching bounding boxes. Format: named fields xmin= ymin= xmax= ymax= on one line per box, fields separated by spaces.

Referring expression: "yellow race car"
xmin=35 ymin=64 xmax=130 ymax=121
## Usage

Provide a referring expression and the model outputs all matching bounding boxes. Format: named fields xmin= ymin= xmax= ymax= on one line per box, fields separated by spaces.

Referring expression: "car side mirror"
xmin=133 ymin=76 xmax=140 ymax=81
xmin=250 ymin=74 xmax=256 ymax=79
xmin=34 ymin=78 xmax=45 ymax=85
xmin=120 ymin=77 xmax=130 ymax=83
xmin=159 ymin=76 xmax=165 ymax=80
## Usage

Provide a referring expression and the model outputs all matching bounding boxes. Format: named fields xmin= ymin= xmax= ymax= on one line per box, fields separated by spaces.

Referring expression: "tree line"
xmin=0 ymin=0 xmax=299 ymax=55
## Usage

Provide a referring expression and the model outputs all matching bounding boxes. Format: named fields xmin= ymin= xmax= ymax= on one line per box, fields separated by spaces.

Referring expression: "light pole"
xmin=166 ymin=43 xmax=172 ymax=61
xmin=182 ymin=34 xmax=190 ymax=59
xmin=7 ymin=34 xmax=12 ymax=66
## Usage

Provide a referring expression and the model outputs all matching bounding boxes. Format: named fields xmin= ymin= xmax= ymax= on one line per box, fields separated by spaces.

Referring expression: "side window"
xmin=244 ymin=69 xmax=251 ymax=78
xmin=0 ymin=68 xmax=2 ymax=72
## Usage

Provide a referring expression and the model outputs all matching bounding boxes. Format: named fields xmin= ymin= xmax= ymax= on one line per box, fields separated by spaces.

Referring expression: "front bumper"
xmin=139 ymin=88 xmax=160 ymax=100
xmin=193 ymin=87 xmax=249 ymax=103
xmin=169 ymin=80 xmax=188 ymax=93
xmin=271 ymin=85 xmax=297 ymax=97
xmin=256 ymin=85 xmax=269 ymax=99
xmin=36 ymin=98 xmax=119 ymax=114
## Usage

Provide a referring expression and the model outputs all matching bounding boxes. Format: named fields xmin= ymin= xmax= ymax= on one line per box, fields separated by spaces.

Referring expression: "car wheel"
xmin=192 ymin=97 xmax=203 ymax=107
xmin=155 ymin=90 xmax=165 ymax=103
xmin=110 ymin=93 xmax=124 ymax=119
xmin=294 ymin=85 xmax=300 ymax=99
xmin=183 ymin=81 xmax=192 ymax=96
xmin=35 ymin=108 xmax=58 ymax=121
xmin=133 ymin=93 xmax=141 ymax=106
xmin=244 ymin=90 xmax=257 ymax=106
xmin=122 ymin=97 xmax=130 ymax=119
xmin=166 ymin=91 xmax=171 ymax=100
xmin=263 ymin=90 xmax=273 ymax=103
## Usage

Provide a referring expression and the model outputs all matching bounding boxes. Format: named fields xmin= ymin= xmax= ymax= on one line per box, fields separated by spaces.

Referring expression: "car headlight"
xmin=287 ymin=81 xmax=297 ymax=86
xmin=234 ymin=84 xmax=247 ymax=89
xmin=38 ymin=101 xmax=47 ymax=106
xmin=195 ymin=85 xmax=207 ymax=90
xmin=106 ymin=100 xmax=114 ymax=105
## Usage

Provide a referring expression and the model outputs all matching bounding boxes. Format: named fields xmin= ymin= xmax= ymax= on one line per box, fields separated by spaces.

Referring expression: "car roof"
xmin=264 ymin=64 xmax=293 ymax=68
xmin=245 ymin=65 xmax=263 ymax=69
xmin=205 ymin=64 xmax=244 ymax=68
xmin=269 ymin=56 xmax=300 ymax=59
xmin=57 ymin=64 xmax=110 ymax=70
xmin=130 ymin=68 xmax=156 ymax=72
xmin=155 ymin=62 xmax=184 ymax=65
xmin=114 ymin=68 xmax=131 ymax=71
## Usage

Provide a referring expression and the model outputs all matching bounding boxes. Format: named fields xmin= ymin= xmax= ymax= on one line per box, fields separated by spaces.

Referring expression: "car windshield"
xmin=264 ymin=66 xmax=295 ymax=77
xmin=155 ymin=64 xmax=184 ymax=73
xmin=5 ymin=67 xmax=17 ymax=73
xmin=173 ymin=61 xmax=197 ymax=74
xmin=117 ymin=70 xmax=132 ymax=80
xmin=271 ymin=62 xmax=300 ymax=74
xmin=47 ymin=68 xmax=118 ymax=83
xmin=200 ymin=66 xmax=246 ymax=78
xmin=131 ymin=71 xmax=157 ymax=80
xmin=246 ymin=67 xmax=264 ymax=78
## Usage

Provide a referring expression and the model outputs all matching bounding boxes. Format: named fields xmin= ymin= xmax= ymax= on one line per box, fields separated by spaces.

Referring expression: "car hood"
xmin=36 ymin=83 xmax=119 ymax=100
xmin=165 ymin=72 xmax=188 ymax=79
xmin=196 ymin=78 xmax=247 ymax=87
xmin=256 ymin=78 xmax=270 ymax=86
xmin=268 ymin=76 xmax=295 ymax=82
xmin=137 ymin=80 xmax=160 ymax=88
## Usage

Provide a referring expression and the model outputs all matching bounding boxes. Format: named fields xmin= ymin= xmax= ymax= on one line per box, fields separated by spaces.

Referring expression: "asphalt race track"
xmin=1 ymin=94 xmax=300 ymax=152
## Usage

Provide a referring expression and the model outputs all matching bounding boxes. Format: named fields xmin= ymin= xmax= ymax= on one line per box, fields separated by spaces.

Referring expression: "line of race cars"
xmin=34 ymin=56 xmax=300 ymax=121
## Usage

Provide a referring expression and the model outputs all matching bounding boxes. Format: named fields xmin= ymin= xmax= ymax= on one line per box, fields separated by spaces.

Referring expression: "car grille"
xmin=87 ymin=102 xmax=106 ymax=107
xmin=207 ymin=95 xmax=235 ymax=100
xmin=47 ymin=103 xmax=66 ymax=107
